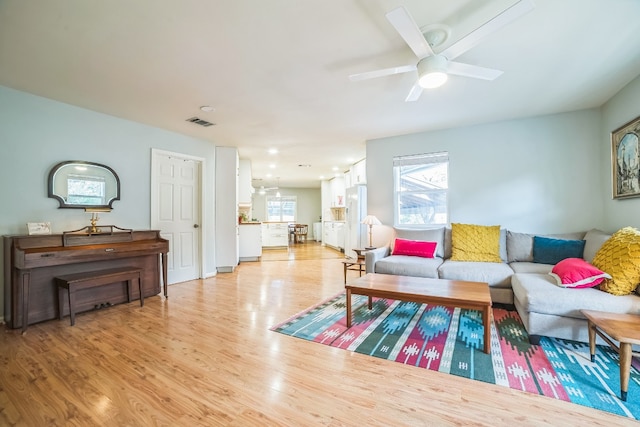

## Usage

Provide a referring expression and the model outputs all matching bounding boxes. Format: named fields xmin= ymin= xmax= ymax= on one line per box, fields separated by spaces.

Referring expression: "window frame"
xmin=265 ymin=195 xmax=297 ymax=222
xmin=393 ymin=152 xmax=449 ymax=228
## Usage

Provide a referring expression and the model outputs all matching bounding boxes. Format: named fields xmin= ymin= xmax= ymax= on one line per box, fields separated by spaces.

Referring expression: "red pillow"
xmin=548 ymin=258 xmax=611 ymax=288
xmin=392 ymin=238 xmax=437 ymax=258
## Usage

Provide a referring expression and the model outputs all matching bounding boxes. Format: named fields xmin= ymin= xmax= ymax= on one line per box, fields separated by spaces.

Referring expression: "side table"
xmin=353 ymin=247 xmax=375 ymax=260
xmin=341 ymin=258 xmax=365 ymax=284
xmin=581 ymin=309 xmax=640 ymax=401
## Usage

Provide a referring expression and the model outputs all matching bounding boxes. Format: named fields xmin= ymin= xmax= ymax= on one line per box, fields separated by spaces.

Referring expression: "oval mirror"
xmin=48 ymin=161 xmax=121 ymax=209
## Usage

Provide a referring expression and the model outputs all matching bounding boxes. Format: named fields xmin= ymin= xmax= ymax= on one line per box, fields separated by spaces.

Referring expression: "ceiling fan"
xmin=349 ymin=0 xmax=535 ymax=101
xmin=258 ymin=178 xmax=280 ymax=195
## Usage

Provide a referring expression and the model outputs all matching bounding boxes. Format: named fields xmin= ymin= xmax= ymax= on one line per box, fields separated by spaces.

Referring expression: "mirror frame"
xmin=48 ymin=160 xmax=121 ymax=209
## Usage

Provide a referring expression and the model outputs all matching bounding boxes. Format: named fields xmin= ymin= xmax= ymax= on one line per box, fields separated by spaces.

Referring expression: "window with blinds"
xmin=393 ymin=152 xmax=449 ymax=227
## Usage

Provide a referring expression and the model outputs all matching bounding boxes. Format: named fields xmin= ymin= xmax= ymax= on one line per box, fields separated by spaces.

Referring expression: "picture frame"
xmin=612 ymin=115 xmax=640 ymax=199
xmin=27 ymin=222 xmax=52 ymax=235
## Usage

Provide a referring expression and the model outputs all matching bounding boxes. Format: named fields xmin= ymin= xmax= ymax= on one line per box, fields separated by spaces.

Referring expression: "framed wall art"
xmin=612 ymin=115 xmax=640 ymax=199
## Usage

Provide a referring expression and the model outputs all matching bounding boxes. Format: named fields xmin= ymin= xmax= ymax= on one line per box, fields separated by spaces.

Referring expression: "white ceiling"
xmin=1 ymin=0 xmax=639 ymax=188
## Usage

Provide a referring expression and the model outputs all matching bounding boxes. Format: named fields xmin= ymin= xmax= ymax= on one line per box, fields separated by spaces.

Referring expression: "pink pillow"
xmin=549 ymin=258 xmax=611 ymax=288
xmin=392 ymin=239 xmax=437 ymax=258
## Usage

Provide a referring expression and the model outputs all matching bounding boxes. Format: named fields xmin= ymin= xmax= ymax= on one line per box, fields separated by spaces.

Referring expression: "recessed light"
xmin=266 ymin=173 xmax=272 ymax=178
xmin=332 ymin=166 xmax=339 ymax=171
xmin=269 ymin=164 xmax=276 ymax=169
xmin=268 ymin=148 xmax=278 ymax=155
xmin=319 ymin=175 xmax=325 ymax=179
xmin=200 ymin=106 xmax=215 ymax=112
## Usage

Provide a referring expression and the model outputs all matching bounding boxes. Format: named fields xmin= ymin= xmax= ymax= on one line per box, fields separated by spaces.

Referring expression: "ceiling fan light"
xmin=417 ymin=55 xmax=449 ymax=89
xmin=419 ymin=71 xmax=448 ymax=89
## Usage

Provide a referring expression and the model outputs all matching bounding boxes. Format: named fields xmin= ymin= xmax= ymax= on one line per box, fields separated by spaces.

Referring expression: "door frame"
xmin=151 ymin=148 xmax=206 ymax=282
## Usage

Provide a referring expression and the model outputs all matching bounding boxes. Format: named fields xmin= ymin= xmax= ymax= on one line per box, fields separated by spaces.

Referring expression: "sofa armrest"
xmin=365 ymin=246 xmax=390 ymax=273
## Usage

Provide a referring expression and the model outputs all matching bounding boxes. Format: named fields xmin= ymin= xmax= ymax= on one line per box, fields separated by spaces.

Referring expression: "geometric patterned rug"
xmin=270 ymin=292 xmax=640 ymax=420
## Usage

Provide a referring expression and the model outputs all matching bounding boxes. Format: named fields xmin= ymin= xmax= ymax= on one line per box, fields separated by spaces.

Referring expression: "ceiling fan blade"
xmin=441 ymin=0 xmax=535 ymax=60
xmin=447 ymin=61 xmax=503 ymax=80
xmin=405 ymin=83 xmax=423 ymax=102
xmin=385 ymin=7 xmax=434 ymax=59
xmin=349 ymin=64 xmax=416 ymax=81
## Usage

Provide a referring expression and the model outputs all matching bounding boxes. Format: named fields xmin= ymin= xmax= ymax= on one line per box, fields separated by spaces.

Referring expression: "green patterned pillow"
xmin=450 ymin=223 xmax=502 ymax=263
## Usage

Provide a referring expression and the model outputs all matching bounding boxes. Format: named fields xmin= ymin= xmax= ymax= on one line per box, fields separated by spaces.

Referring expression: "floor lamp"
xmin=361 ymin=215 xmax=381 ymax=250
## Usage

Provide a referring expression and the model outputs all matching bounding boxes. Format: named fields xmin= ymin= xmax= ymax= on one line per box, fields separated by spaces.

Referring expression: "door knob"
xmin=193 ymin=224 xmax=200 ymax=228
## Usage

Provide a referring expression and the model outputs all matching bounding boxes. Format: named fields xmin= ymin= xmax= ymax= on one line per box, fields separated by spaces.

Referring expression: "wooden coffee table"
xmin=582 ymin=310 xmax=640 ymax=401
xmin=345 ymin=273 xmax=493 ymax=354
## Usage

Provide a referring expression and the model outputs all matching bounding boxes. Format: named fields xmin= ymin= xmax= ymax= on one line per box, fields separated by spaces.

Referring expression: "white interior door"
xmin=151 ymin=150 xmax=202 ymax=284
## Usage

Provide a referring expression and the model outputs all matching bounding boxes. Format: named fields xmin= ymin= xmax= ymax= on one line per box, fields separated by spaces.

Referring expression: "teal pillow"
xmin=533 ymin=236 xmax=585 ymax=264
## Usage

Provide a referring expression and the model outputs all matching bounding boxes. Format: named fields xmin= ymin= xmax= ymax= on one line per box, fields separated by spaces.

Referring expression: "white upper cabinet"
xmin=238 ymin=159 xmax=253 ymax=205
xmin=330 ymin=175 xmax=345 ymax=206
xmin=350 ymin=159 xmax=366 ymax=186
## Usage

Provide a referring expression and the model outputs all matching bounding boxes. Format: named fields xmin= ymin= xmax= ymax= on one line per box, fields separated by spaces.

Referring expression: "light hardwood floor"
xmin=0 ymin=242 xmax=635 ymax=426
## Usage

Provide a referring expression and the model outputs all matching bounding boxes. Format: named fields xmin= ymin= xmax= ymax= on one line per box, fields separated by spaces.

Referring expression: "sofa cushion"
xmin=374 ymin=255 xmax=443 ymax=279
xmin=532 ymin=236 xmax=585 ymax=264
xmin=512 ymin=273 xmax=640 ymax=318
xmin=438 ymin=260 xmax=514 ymax=288
xmin=445 ymin=227 xmax=506 ymax=261
xmin=592 ymin=227 xmax=640 ymax=296
xmin=506 ymin=231 xmax=534 ymax=262
xmin=392 ymin=238 xmax=437 ymax=258
xmin=583 ymin=229 xmax=612 ymax=263
xmin=507 ymin=231 xmax=586 ymax=263
xmin=548 ymin=258 xmax=611 ymax=288
xmin=450 ymin=223 xmax=502 ymax=263
xmin=509 ymin=262 xmax=553 ymax=274
xmin=394 ymin=227 xmax=445 ymax=258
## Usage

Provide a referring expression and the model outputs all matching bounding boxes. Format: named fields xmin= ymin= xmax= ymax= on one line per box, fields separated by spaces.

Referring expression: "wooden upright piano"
xmin=4 ymin=229 xmax=168 ymax=332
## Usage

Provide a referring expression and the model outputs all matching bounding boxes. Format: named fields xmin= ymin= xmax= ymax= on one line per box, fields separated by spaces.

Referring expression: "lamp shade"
xmin=361 ymin=215 xmax=381 ymax=249
xmin=361 ymin=215 xmax=381 ymax=226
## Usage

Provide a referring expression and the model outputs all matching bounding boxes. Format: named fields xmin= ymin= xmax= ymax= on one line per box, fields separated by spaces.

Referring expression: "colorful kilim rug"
xmin=271 ymin=292 xmax=640 ymax=419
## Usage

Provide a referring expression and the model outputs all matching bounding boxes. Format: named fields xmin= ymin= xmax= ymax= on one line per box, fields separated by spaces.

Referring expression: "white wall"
xmin=366 ymin=109 xmax=605 ymax=246
xmin=601 ymin=74 xmax=640 ymax=230
xmin=0 ymin=85 xmax=217 ymax=321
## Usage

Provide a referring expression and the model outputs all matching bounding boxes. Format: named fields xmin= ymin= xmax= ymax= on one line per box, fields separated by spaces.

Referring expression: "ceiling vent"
xmin=186 ymin=117 xmax=215 ymax=127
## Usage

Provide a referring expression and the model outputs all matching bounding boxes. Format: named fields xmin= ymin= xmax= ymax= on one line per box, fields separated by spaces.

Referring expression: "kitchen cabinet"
xmin=239 ymin=223 xmax=262 ymax=261
xmin=348 ymin=159 xmax=366 ymax=186
xmin=262 ymin=222 xmax=289 ymax=247
xmin=323 ymin=221 xmax=344 ymax=251
xmin=215 ymin=147 xmax=239 ymax=273
xmin=330 ymin=176 xmax=346 ymax=206
xmin=238 ymin=159 xmax=253 ymax=206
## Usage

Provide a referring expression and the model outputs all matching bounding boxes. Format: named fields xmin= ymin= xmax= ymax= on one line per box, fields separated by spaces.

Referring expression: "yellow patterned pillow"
xmin=450 ymin=223 xmax=502 ymax=263
xmin=592 ymin=227 xmax=640 ymax=296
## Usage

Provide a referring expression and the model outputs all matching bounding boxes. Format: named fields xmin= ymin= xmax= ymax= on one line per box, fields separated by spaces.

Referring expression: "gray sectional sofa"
xmin=365 ymin=227 xmax=640 ymax=344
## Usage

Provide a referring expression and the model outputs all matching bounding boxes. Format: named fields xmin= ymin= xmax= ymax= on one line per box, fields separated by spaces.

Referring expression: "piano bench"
xmin=55 ymin=267 xmax=144 ymax=326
